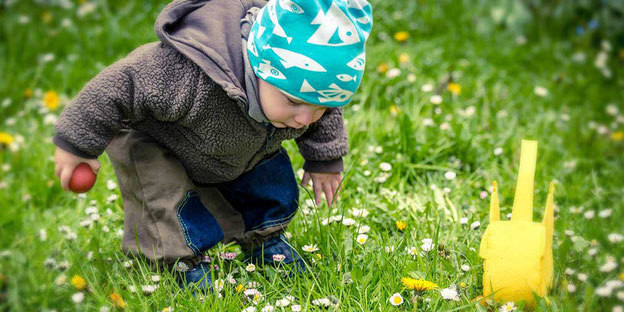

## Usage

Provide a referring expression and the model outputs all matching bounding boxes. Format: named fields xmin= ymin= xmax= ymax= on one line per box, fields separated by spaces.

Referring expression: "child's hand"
xmin=54 ymin=147 xmax=100 ymax=191
xmin=300 ymin=171 xmax=343 ymax=207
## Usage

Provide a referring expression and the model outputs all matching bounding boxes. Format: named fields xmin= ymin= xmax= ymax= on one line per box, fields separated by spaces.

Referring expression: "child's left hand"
xmin=301 ymin=171 xmax=343 ymax=207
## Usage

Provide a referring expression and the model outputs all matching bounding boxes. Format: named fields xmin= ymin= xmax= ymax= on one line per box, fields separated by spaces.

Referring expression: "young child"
xmin=53 ymin=0 xmax=372 ymax=290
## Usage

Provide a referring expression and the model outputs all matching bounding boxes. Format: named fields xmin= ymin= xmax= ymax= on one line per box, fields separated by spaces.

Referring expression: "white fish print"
xmin=256 ymin=6 xmax=266 ymax=37
xmin=279 ymin=0 xmax=304 ymax=14
xmin=346 ymin=52 xmax=365 ymax=71
xmin=263 ymin=44 xmax=327 ymax=72
xmin=254 ymin=59 xmax=287 ymax=80
xmin=299 ymin=80 xmax=353 ymax=103
xmin=336 ymin=74 xmax=357 ymax=82
xmin=356 ymin=16 xmax=370 ymax=24
xmin=307 ymin=2 xmax=360 ymax=47
xmin=343 ymin=0 xmax=370 ymax=9
xmin=247 ymin=29 xmax=258 ymax=57
xmin=268 ymin=1 xmax=293 ymax=43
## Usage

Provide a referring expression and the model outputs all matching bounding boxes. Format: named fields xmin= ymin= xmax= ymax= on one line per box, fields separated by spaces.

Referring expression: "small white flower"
xmin=302 ymin=244 xmax=319 ymax=252
xmin=565 ymin=268 xmax=575 ymax=275
xmin=106 ymin=180 xmax=117 ymax=190
xmin=18 ymin=15 xmax=30 ymax=24
xmin=242 ymin=307 xmax=257 ymax=312
xmin=291 ymin=305 xmax=302 ymax=311
xmin=386 ymin=68 xmax=401 ymax=79
xmin=351 ymin=208 xmax=369 ymax=218
xmin=599 ymin=259 xmax=618 ymax=272
xmin=564 ymin=230 xmax=575 ymax=237
xmin=374 ymin=146 xmax=383 ymax=154
xmin=151 ymin=275 xmax=161 ymax=283
xmin=493 ymin=147 xmax=503 ymax=156
xmin=499 ymin=301 xmax=516 ymax=311
xmin=577 ymin=273 xmax=587 ymax=282
xmin=617 ymin=291 xmax=624 ymax=300
xmin=421 ymin=83 xmax=433 ymax=92
xmin=444 ymin=171 xmax=456 ymax=180
xmin=100 ymin=306 xmax=110 ymax=312
xmin=420 ymin=238 xmax=434 ymax=252
xmin=246 ymin=263 xmax=256 ymax=272
xmin=567 ymin=283 xmax=577 ymax=293
xmin=461 ymin=264 xmax=470 ymax=272
xmin=613 ymin=305 xmax=623 ymax=312
xmin=389 ymin=293 xmax=403 ymax=306
xmin=142 ymin=284 xmax=156 ymax=295
xmin=606 ymin=104 xmax=619 ymax=116
xmin=71 ymin=292 xmax=84 ymax=304
xmin=430 ymin=95 xmax=443 ymax=105
xmin=379 ymin=162 xmax=392 ymax=172
xmin=534 ymin=86 xmax=548 ymax=97
xmin=312 ymin=298 xmax=331 ymax=307
xmin=588 ymin=248 xmax=598 ymax=256
xmin=384 ymin=245 xmax=396 ymax=253
xmin=608 ymin=233 xmax=624 ymax=243
xmin=276 ymin=298 xmax=291 ymax=307
xmin=440 ymin=287 xmax=460 ymax=301
xmin=272 ymin=254 xmax=286 ymax=262
xmin=356 ymin=234 xmax=368 ymax=245
xmin=358 ymin=225 xmax=370 ymax=234
xmin=123 ymin=260 xmax=133 ymax=269
xmin=342 ymin=218 xmax=356 ymax=226
xmin=439 ymin=122 xmax=450 ymax=130
xmin=599 ymin=209 xmax=613 ymax=218
xmin=459 ymin=217 xmax=468 ymax=225
xmin=596 ymin=286 xmax=613 ymax=297
xmin=422 ymin=118 xmax=434 ymax=127
xmin=261 ymin=305 xmax=274 ymax=312
xmin=470 ymin=221 xmax=481 ymax=230
xmin=605 ymin=280 xmax=624 ymax=289
xmin=583 ymin=210 xmax=595 ymax=219
xmin=406 ymin=246 xmax=418 ymax=256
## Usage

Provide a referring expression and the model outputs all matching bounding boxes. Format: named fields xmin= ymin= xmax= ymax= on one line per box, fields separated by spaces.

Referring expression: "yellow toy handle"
xmin=511 ymin=140 xmax=538 ymax=222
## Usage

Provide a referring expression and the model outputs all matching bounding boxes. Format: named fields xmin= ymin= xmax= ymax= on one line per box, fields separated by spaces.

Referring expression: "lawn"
xmin=0 ymin=0 xmax=623 ymax=311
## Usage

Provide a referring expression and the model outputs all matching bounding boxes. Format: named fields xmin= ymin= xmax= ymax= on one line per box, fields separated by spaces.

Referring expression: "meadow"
xmin=0 ymin=0 xmax=623 ymax=311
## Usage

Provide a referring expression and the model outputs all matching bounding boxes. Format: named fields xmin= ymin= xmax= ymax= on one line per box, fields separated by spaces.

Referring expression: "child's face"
xmin=258 ymin=78 xmax=327 ymax=129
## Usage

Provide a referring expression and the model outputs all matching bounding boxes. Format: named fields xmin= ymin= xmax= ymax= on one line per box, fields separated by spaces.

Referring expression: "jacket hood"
xmin=154 ymin=0 xmax=266 ymax=103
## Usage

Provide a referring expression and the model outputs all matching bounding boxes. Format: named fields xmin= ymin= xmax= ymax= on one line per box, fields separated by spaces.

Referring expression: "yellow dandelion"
xmin=619 ymin=272 xmax=624 ymax=281
xmin=389 ymin=105 xmax=400 ymax=116
xmin=460 ymin=282 xmax=467 ymax=288
xmin=447 ymin=82 xmax=461 ymax=95
xmin=0 ymin=132 xmax=15 ymax=146
xmin=401 ymin=277 xmax=437 ymax=291
xmin=315 ymin=253 xmax=322 ymax=260
xmin=43 ymin=91 xmax=59 ymax=110
xmin=611 ymin=131 xmax=624 ymax=141
xmin=395 ymin=220 xmax=406 ymax=231
xmin=235 ymin=283 xmax=244 ymax=292
xmin=393 ymin=31 xmax=410 ymax=42
xmin=110 ymin=292 xmax=126 ymax=309
xmin=24 ymin=88 xmax=33 ymax=98
xmin=71 ymin=275 xmax=87 ymax=290
xmin=398 ymin=53 xmax=410 ymax=64
xmin=377 ymin=62 xmax=388 ymax=74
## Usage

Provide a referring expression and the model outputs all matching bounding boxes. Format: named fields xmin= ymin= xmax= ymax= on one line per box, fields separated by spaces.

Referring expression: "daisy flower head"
xmin=389 ymin=293 xmax=403 ymax=306
xmin=499 ymin=301 xmax=516 ymax=311
xmin=440 ymin=287 xmax=460 ymax=301
xmin=302 ymin=244 xmax=319 ymax=253
xmin=245 ymin=263 xmax=256 ymax=272
xmin=356 ymin=234 xmax=368 ymax=245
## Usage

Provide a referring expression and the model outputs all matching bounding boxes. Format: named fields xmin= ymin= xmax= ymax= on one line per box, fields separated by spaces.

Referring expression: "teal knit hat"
xmin=247 ymin=0 xmax=373 ymax=107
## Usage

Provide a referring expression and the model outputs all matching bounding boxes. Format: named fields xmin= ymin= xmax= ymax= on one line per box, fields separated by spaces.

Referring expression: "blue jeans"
xmin=216 ymin=148 xmax=299 ymax=233
xmin=176 ymin=148 xmax=299 ymax=256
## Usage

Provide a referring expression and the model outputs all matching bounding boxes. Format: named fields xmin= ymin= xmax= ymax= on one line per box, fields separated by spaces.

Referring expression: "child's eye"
xmin=288 ymin=100 xmax=302 ymax=107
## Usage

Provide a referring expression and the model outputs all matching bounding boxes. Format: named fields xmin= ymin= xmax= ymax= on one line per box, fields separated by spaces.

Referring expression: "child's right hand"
xmin=54 ymin=147 xmax=100 ymax=191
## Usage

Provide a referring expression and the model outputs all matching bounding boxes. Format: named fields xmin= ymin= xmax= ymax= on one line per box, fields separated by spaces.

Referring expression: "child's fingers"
xmin=59 ymin=167 xmax=72 ymax=191
xmin=323 ymin=183 xmax=334 ymax=207
xmin=313 ymin=179 xmax=322 ymax=205
xmin=301 ymin=171 xmax=310 ymax=187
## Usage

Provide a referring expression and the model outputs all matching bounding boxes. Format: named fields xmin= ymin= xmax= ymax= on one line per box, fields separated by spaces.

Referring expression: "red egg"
xmin=69 ymin=163 xmax=97 ymax=193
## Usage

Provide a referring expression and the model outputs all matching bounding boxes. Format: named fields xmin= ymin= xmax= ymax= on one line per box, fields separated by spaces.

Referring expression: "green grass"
xmin=1 ymin=0 xmax=623 ymax=311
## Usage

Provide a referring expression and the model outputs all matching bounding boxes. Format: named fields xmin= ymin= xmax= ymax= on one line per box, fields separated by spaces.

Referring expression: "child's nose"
xmin=294 ymin=111 xmax=316 ymax=126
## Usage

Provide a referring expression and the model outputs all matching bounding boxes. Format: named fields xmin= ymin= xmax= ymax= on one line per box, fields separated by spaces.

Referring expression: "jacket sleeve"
xmin=295 ymin=107 xmax=349 ymax=173
xmin=53 ymin=43 xmax=195 ymax=158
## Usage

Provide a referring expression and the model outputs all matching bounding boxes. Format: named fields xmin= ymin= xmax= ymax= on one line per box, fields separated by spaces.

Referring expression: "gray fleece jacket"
xmin=53 ymin=0 xmax=349 ymax=184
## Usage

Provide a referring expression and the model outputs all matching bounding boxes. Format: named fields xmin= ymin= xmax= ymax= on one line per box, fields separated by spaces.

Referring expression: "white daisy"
xmin=499 ymin=301 xmax=516 ymax=311
xmin=440 ymin=287 xmax=460 ymax=301
xmin=389 ymin=293 xmax=403 ymax=306
xmin=356 ymin=234 xmax=368 ymax=245
xmin=420 ymin=239 xmax=434 ymax=252
xmin=71 ymin=292 xmax=84 ymax=304
xmin=608 ymin=233 xmax=623 ymax=243
xmin=444 ymin=171 xmax=457 ymax=180
xmin=599 ymin=258 xmax=618 ymax=272
xmin=379 ymin=162 xmax=392 ymax=172
xmin=430 ymin=95 xmax=443 ymax=105
xmin=358 ymin=225 xmax=370 ymax=234
xmin=272 ymin=254 xmax=286 ymax=262
xmin=302 ymin=244 xmax=319 ymax=253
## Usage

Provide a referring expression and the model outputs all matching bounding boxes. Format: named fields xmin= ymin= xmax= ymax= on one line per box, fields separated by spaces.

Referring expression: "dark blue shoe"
xmin=243 ymin=235 xmax=306 ymax=274
xmin=176 ymin=262 xmax=212 ymax=293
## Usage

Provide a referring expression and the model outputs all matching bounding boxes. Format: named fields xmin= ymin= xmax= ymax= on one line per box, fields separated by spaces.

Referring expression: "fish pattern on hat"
xmin=247 ymin=0 xmax=373 ymax=107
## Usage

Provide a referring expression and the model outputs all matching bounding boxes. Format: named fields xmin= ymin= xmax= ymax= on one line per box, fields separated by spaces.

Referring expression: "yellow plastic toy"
xmin=478 ymin=140 xmax=555 ymax=307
